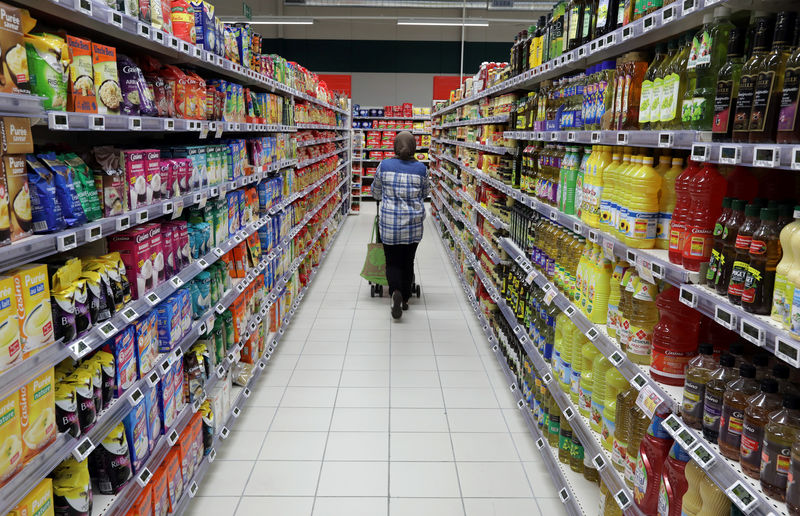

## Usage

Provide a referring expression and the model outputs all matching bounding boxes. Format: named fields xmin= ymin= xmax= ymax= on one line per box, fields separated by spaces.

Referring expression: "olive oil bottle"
xmin=733 ymin=14 xmax=774 ymax=142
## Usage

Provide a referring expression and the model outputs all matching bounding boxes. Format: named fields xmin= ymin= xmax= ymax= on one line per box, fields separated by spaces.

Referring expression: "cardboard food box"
xmin=0 ymin=390 xmax=22 ymax=486
xmin=164 ymin=448 xmax=183 ymax=512
xmin=0 ymin=118 xmax=33 ymax=155
xmin=10 ymin=264 xmax=54 ymax=358
xmin=65 ymin=35 xmax=97 ymax=113
xmin=0 ymin=2 xmax=30 ymax=95
xmin=18 ymin=367 xmax=55 ymax=463
xmin=92 ymin=42 xmax=121 ymax=115
xmin=4 ymin=154 xmax=30 ymax=241
xmin=150 ymin=466 xmax=169 ymax=516
xmin=11 ymin=478 xmax=53 ymax=516
xmin=0 ymin=276 xmax=21 ymax=371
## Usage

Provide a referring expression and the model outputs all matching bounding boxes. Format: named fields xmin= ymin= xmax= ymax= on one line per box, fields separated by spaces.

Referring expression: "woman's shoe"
xmin=391 ymin=291 xmax=403 ymax=319
xmin=402 ymin=302 xmax=409 ymax=310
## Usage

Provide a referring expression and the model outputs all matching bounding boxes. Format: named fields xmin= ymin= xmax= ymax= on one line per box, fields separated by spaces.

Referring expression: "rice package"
xmin=103 ymin=325 xmax=137 ymax=397
xmin=52 ymin=456 xmax=92 ymax=516
xmin=122 ymin=395 xmax=150 ymax=474
xmin=92 ymin=43 xmax=122 ymax=115
xmin=24 ymin=154 xmax=65 ymax=234
xmin=38 ymin=152 xmax=87 ymax=228
xmin=65 ymin=35 xmax=97 ymax=113
xmin=24 ymin=33 xmax=69 ymax=111
xmin=143 ymin=385 xmax=161 ymax=453
xmin=134 ymin=310 xmax=159 ymax=376
xmin=117 ymin=54 xmax=157 ymax=117
xmin=89 ymin=422 xmax=132 ymax=494
xmin=171 ymin=0 xmax=196 ymax=44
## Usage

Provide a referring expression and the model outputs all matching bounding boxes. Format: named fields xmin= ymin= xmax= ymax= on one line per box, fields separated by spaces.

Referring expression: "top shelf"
xmin=353 ymin=115 xmax=431 ymax=120
xmin=22 ymin=0 xmax=348 ymax=115
xmin=432 ymin=0 xmax=765 ymax=117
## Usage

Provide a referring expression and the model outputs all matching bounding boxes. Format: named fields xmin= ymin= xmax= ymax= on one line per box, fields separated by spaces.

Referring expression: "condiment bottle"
xmin=786 ymin=436 xmax=800 ymax=514
xmin=712 ymin=27 xmax=746 ymax=140
xmin=682 ymin=343 xmax=718 ymax=429
xmin=706 ymin=197 xmax=734 ymax=284
xmin=741 ymin=377 xmax=782 ymax=478
xmin=718 ymin=362 xmax=759 ymax=460
xmin=761 ymin=395 xmax=800 ymax=500
xmin=727 ymin=203 xmax=762 ymax=304
xmin=732 ymin=14 xmax=775 ymax=142
xmin=702 ymin=353 xmax=738 ymax=443
xmin=772 ymin=206 xmax=800 ymax=325
xmin=713 ymin=200 xmax=746 ymax=294
xmin=657 ymin=442 xmax=690 ymax=516
xmin=742 ymin=207 xmax=783 ymax=314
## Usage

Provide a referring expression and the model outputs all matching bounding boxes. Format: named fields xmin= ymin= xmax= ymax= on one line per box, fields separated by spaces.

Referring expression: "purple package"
xmin=117 ymin=54 xmax=157 ymax=117
xmin=176 ymin=158 xmax=191 ymax=194
xmin=122 ymin=149 xmax=146 ymax=210
xmin=144 ymin=149 xmax=161 ymax=205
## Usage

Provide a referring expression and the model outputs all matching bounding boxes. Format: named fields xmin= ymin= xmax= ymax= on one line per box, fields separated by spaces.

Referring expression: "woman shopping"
xmin=372 ymin=131 xmax=429 ymax=320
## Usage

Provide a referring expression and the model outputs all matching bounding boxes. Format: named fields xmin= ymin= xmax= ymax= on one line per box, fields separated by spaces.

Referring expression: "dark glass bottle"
xmin=595 ymin=0 xmax=619 ymax=39
xmin=728 ymin=203 xmax=763 ymax=304
xmin=581 ymin=0 xmax=597 ymax=45
xmin=777 ymin=18 xmax=800 ymax=143
xmin=714 ymin=199 xmax=746 ymax=294
xmin=712 ymin=27 xmax=746 ymax=141
xmin=733 ymin=15 xmax=774 ymax=142
xmin=749 ymin=12 xmax=797 ymax=143
xmin=742 ymin=207 xmax=783 ymax=314
xmin=566 ymin=0 xmax=585 ymax=52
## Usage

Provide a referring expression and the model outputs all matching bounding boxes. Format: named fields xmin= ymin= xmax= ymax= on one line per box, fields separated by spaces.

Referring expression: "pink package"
xmin=144 ymin=149 xmax=161 ymax=205
xmin=159 ymin=159 xmax=173 ymax=200
xmin=147 ymin=223 xmax=165 ymax=286
xmin=122 ymin=149 xmax=147 ymax=210
xmin=176 ymin=158 xmax=191 ymax=194
xmin=108 ymin=225 xmax=153 ymax=300
xmin=162 ymin=225 xmax=175 ymax=278
xmin=163 ymin=221 xmax=189 ymax=270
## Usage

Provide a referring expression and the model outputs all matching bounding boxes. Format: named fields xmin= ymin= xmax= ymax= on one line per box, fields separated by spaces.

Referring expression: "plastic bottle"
xmin=681 ymin=460 xmax=705 ymax=516
xmin=579 ymin=342 xmax=602 ymax=418
xmin=602 ymin=368 xmax=629 ymax=451
xmin=651 ymin=286 xmax=703 ymax=386
xmin=600 ymin=150 xmax=622 ymax=230
xmin=695 ymin=472 xmax=732 ymax=516
xmin=559 ymin=414 xmax=573 ymax=464
xmin=714 ymin=200 xmax=746 ymax=294
xmin=589 ymin=251 xmax=613 ymax=325
xmin=682 ymin=162 xmax=727 ymax=272
xmin=657 ymin=157 xmax=682 ymax=250
xmin=728 ymin=203 xmax=763 ymax=304
xmin=753 ymin=353 xmax=772 ymax=382
xmin=625 ymin=155 xmax=662 ymax=249
xmin=760 ymin=395 xmax=800 ymax=500
xmin=613 ymin=387 xmax=637 ymax=472
xmin=571 ymin=433 xmax=585 ymax=473
xmin=641 ymin=45 xmax=667 ymax=130
xmin=634 ymin=412 xmax=675 ymax=515
xmin=669 ymin=160 xmax=701 ymax=264
xmin=617 ymin=268 xmax=636 ymax=350
xmin=772 ymin=207 xmax=800 ymax=325
xmin=741 ymin=378 xmax=782 ymax=478
xmin=607 ymin=260 xmax=630 ymax=339
xmin=657 ymin=442 xmax=691 ymax=516
xmin=548 ymin=393 xmax=561 ymax=447
xmin=786 ymin=437 xmax=800 ymax=514
xmin=628 ymin=275 xmax=659 ymax=365
xmin=706 ymin=198 xmax=734 ymax=285
xmin=702 ymin=353 xmax=738 ymax=443
xmin=742 ymin=207 xmax=783 ymax=314
xmin=789 ymin=218 xmax=800 ymax=339
xmin=571 ymin=336 xmax=588 ymax=405
xmin=712 ymin=27 xmax=746 ymax=141
xmin=682 ymin=343 xmax=718 ymax=429
xmin=591 ymin=355 xmax=613 ymax=433
xmin=719 ymin=363 xmax=760 ymax=461
xmin=626 ymin=406 xmax=650 ymax=487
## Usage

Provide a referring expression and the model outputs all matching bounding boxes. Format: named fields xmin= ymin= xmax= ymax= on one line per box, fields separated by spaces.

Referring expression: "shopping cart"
xmin=361 ymin=207 xmax=420 ymax=299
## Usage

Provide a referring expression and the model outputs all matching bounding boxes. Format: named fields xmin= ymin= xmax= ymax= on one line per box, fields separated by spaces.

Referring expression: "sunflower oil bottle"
xmin=559 ymin=318 xmax=578 ymax=393
xmin=695 ymin=471 xmax=732 ymax=516
xmin=581 ymin=242 xmax=600 ymax=316
xmin=626 ymin=406 xmax=650 ymax=487
xmin=575 ymin=238 xmax=594 ymax=309
xmin=591 ymin=355 xmax=613 ymax=433
xmin=570 ymin=433 xmax=585 ymax=473
xmin=656 ymin=157 xmax=683 ymax=250
xmin=559 ymin=416 xmax=573 ymax=464
xmin=571 ymin=335 xmax=588 ymax=405
xmin=601 ymin=479 xmax=624 ymax=516
xmin=627 ymin=275 xmax=659 ymax=365
xmin=599 ymin=149 xmax=622 ymax=230
xmin=623 ymin=154 xmax=662 ymax=249
xmin=607 ymin=260 xmax=630 ymax=339
xmin=548 ymin=392 xmax=561 ymax=447
xmin=617 ymin=268 xmax=637 ymax=351
xmin=601 ymin=368 xmax=629 ymax=451
xmin=681 ymin=460 xmax=705 ymax=516
xmin=580 ymin=341 xmax=603 ymax=418
xmin=582 ymin=145 xmax=611 ymax=228
xmin=554 ymin=311 xmax=567 ymax=381
xmin=613 ymin=387 xmax=637 ymax=472
xmin=588 ymin=245 xmax=613 ymax=325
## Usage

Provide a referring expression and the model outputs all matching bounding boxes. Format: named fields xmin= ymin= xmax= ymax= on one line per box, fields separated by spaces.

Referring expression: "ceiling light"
xmin=221 ymin=17 xmax=314 ymax=25
xmin=397 ymin=18 xmax=489 ymax=27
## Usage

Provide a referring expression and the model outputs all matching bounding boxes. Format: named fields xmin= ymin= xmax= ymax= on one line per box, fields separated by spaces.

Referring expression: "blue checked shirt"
xmin=371 ymin=157 xmax=429 ymax=245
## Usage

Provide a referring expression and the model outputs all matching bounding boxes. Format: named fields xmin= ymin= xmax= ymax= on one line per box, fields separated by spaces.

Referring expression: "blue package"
xmin=103 ymin=325 xmax=137 ymax=397
xmin=158 ymin=363 xmax=176 ymax=428
xmin=123 ymin=395 xmax=150 ymax=474
xmin=203 ymin=2 xmax=216 ymax=52
xmin=156 ymin=294 xmax=182 ymax=352
xmin=37 ymin=152 xmax=86 ymax=227
xmin=190 ymin=0 xmax=205 ymax=48
xmin=143 ymin=385 xmax=161 ymax=453
xmin=24 ymin=154 xmax=66 ymax=233
xmin=135 ymin=310 xmax=159 ymax=376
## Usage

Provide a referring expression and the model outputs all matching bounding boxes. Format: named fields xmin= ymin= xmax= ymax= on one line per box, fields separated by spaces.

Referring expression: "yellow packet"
xmin=0 ymin=275 xmax=22 ymax=372
xmin=0 ymin=390 xmax=23 ymax=486
xmin=19 ymin=367 xmax=56 ymax=462
xmin=12 ymin=477 xmax=54 ymax=516
xmin=11 ymin=264 xmax=54 ymax=358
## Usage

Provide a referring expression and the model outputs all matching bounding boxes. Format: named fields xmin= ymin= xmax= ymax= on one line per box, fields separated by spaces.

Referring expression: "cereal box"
xmin=150 ymin=465 xmax=169 ymax=516
xmin=0 ymin=390 xmax=22 ymax=486
xmin=158 ymin=363 xmax=175 ymax=428
xmin=18 ymin=368 xmax=55 ymax=463
xmin=10 ymin=264 xmax=54 ymax=358
xmin=127 ymin=484 xmax=152 ymax=516
xmin=134 ymin=309 xmax=159 ymax=375
xmin=144 ymin=384 xmax=161 ymax=453
xmin=122 ymin=394 xmax=150 ymax=474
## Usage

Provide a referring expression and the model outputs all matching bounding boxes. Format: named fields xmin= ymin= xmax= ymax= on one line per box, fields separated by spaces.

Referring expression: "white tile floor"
xmin=188 ymin=202 xmax=567 ymax=516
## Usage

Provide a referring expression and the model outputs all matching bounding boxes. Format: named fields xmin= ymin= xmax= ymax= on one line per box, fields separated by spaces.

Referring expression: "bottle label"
xmin=656 ymin=212 xmax=672 ymax=243
xmin=740 ymin=420 xmax=765 ymax=469
xmin=735 ymin=234 xmax=753 ymax=251
xmin=681 ymin=97 xmax=694 ymax=124
xmin=582 ymin=10 xmax=592 ymax=40
xmin=713 ymin=79 xmax=734 ymax=133
xmin=771 ymin=274 xmax=788 ymax=320
xmin=580 ymin=386 xmax=592 ymax=415
xmin=651 ymin=77 xmax=663 ymax=123
xmin=628 ymin=324 xmax=654 ymax=357
xmin=661 ymin=74 xmax=680 ymax=122
xmin=650 ymin=348 xmax=694 ymax=381
xmin=571 ymin=438 xmax=585 ymax=461
xmin=669 ymin=225 xmax=683 ymax=252
xmin=741 ymin=265 xmax=762 ymax=304
xmin=591 ymin=400 xmax=603 ymax=428
xmin=549 ymin=414 xmax=560 ymax=437
xmin=760 ymin=438 xmax=792 ymax=484
xmin=571 ymin=370 xmax=581 ymax=396
xmin=633 ymin=453 xmax=648 ymax=502
xmin=721 ymin=406 xmax=745 ymax=446
xmin=640 ymin=80 xmax=654 ymax=124
xmin=707 ymin=249 xmax=721 ymax=281
xmin=733 ymin=75 xmax=757 ymax=132
xmin=657 ymin=478 xmax=670 ymax=516
xmin=568 ymin=7 xmax=580 ymax=42
xmin=749 ymin=238 xmax=767 ymax=255
xmin=685 ymin=226 xmax=714 ymax=259
xmin=728 ymin=260 xmax=749 ymax=296
xmin=696 ymin=30 xmax=712 ymax=67
xmin=778 ymin=66 xmax=800 ymax=131
xmin=687 ymin=34 xmax=700 ymax=70
xmin=692 ymin=96 xmax=707 ymax=123
xmin=601 ymin=415 xmax=615 ymax=448
xmin=625 ymin=453 xmax=636 ymax=485
xmin=627 ymin=210 xmax=659 ymax=240
xmin=702 ymin=390 xmax=724 ymax=435
xmin=559 ymin=431 xmax=572 ymax=455
xmin=750 ymin=70 xmax=776 ymax=132
xmin=682 ymin=378 xmax=706 ymax=423
xmin=597 ymin=0 xmax=609 ymax=28
xmin=612 ymin=437 xmax=628 ymax=468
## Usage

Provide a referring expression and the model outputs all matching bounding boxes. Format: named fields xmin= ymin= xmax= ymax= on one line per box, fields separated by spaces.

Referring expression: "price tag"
xmin=602 ymin=239 xmax=615 ymax=260
xmin=72 ymin=437 xmax=95 ymax=462
xmin=681 ymin=0 xmax=696 ymax=15
xmin=49 ymin=112 xmax=69 ymax=130
xmin=188 ymin=481 xmax=199 ymax=498
xmin=691 ymin=143 xmax=709 ymax=162
xmin=109 ymin=10 xmax=123 ymax=27
xmin=585 ymin=327 xmax=599 ymax=341
xmin=121 ymin=306 xmax=139 ymax=323
xmin=160 ymin=360 xmax=171 ymax=374
xmin=243 ymin=388 xmax=251 ymax=398
xmin=199 ymin=122 xmax=209 ymax=139
xmin=143 ymin=371 xmax=160 ymax=389
xmin=593 ymin=453 xmax=607 ymax=471
xmin=661 ymin=414 xmax=683 ymax=438
xmin=775 ymin=336 xmax=800 ymax=368
xmin=563 ymin=406 xmax=575 ymax=421
xmin=615 ymin=131 xmax=629 ymax=145
xmin=792 ymin=147 xmax=800 ymax=170
xmin=714 ymin=305 xmax=735 ymax=330
xmin=517 ymin=399 xmax=525 ymax=409
xmin=208 ymin=448 xmax=217 ymax=463
xmin=145 ymin=291 xmax=161 ymax=306
xmin=542 ymin=373 xmax=553 ymax=384
xmin=258 ymin=361 xmax=266 ymax=370
xmin=564 ymin=305 xmax=575 ymax=318
xmin=630 ymin=373 xmax=648 ymax=391
xmin=718 ymin=145 xmax=742 ymax=165
xmin=753 ymin=146 xmax=779 ymax=167
xmin=136 ymin=467 xmax=153 ymax=487
xmin=609 ymin=350 xmax=624 ymax=366
xmin=692 ymin=442 xmax=716 ymax=469
xmin=662 ymin=4 xmax=675 ymax=23
xmin=614 ymin=490 xmax=632 ymax=510
xmin=171 ymin=199 xmax=184 ymax=220
xmin=57 ymin=232 xmax=78 ymax=251
xmin=90 ymin=114 xmax=105 ymax=131
xmin=129 ymin=117 xmax=142 ymax=131
xmin=97 ymin=321 xmax=118 ymax=339
xmin=558 ymin=488 xmax=571 ymax=504
xmin=170 ymin=276 xmax=184 ymax=288
xmin=658 ymin=132 xmax=673 ymax=148
xmin=232 ymin=406 xmax=241 ymax=419
xmin=192 ymin=398 xmax=201 ymax=412
xmin=167 ymin=429 xmax=180 ymax=446
xmin=725 ymin=481 xmax=759 ymax=514
xmin=213 ymin=247 xmax=225 ymax=258
xmin=128 ymin=387 xmax=144 ymax=406
xmin=215 ymin=364 xmax=225 ymax=379
xmin=622 ymin=25 xmax=633 ymax=41
xmin=635 ymin=384 xmax=664 ymax=419
xmin=675 ymin=426 xmax=698 ymax=451
xmin=738 ymin=318 xmax=765 ymax=346
xmin=679 ymin=286 xmax=697 ymax=308
xmin=136 ymin=210 xmax=149 ymax=224
xmin=116 ymin=215 xmax=131 ymax=231
xmin=642 ymin=13 xmax=656 ymax=32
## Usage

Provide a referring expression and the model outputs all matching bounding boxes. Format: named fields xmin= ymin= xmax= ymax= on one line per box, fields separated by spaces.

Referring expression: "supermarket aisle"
xmin=188 ymin=202 xmax=566 ymax=516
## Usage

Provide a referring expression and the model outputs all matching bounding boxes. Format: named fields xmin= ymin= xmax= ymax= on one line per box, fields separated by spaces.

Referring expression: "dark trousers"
xmin=383 ymin=242 xmax=419 ymax=301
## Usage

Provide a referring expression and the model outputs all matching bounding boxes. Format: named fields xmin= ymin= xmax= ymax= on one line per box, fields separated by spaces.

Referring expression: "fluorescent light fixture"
xmin=221 ymin=17 xmax=314 ymax=25
xmin=397 ymin=18 xmax=489 ymax=27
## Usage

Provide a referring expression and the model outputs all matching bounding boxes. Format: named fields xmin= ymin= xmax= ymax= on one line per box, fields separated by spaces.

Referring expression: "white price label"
xmin=614 ymin=490 xmax=632 ymax=510
xmin=146 ymin=371 xmax=160 ymax=388
xmin=775 ymin=336 xmax=800 ymax=368
xmin=679 ymin=286 xmax=697 ymax=308
xmin=129 ymin=117 xmax=142 ymax=131
xmin=739 ymin=318 xmax=765 ymax=346
xmin=116 ymin=215 xmax=131 ymax=231
xmin=593 ymin=454 xmax=607 ymax=471
xmin=57 ymin=232 xmax=78 ymax=251
xmin=753 ymin=146 xmax=780 ymax=167
xmin=97 ymin=321 xmax=118 ymax=339
xmin=719 ymin=145 xmax=742 ymax=165
xmin=72 ymin=437 xmax=95 ymax=462
xmin=128 ymin=388 xmax=144 ymax=406
xmin=85 ymin=224 xmax=102 ymax=242
xmin=136 ymin=468 xmax=152 ymax=487
xmin=691 ymin=143 xmax=709 ymax=162
xmin=725 ymin=481 xmax=759 ymax=514
xmin=121 ymin=306 xmax=139 ymax=323
xmin=170 ymin=276 xmax=184 ymax=288
xmin=714 ymin=305 xmax=735 ymax=330
xmin=692 ymin=442 xmax=716 ymax=469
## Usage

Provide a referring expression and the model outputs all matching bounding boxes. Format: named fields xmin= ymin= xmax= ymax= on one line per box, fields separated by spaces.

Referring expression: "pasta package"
xmin=0 ymin=3 xmax=30 ymax=94
xmin=91 ymin=43 xmax=122 ymax=115
xmin=65 ymin=35 xmax=96 ymax=113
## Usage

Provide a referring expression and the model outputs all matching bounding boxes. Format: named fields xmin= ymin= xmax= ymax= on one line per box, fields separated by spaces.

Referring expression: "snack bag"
xmin=24 ymin=32 xmax=69 ymax=111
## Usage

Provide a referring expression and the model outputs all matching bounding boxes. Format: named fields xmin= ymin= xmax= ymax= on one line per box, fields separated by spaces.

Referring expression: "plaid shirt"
xmin=372 ymin=157 xmax=429 ymax=245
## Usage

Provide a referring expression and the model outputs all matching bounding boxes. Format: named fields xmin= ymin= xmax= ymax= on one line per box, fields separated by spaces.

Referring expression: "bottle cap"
xmin=698 ymin=342 xmax=714 ymax=355
xmin=719 ymin=353 xmax=736 ymax=367
xmin=740 ymin=363 xmax=756 ymax=378
xmin=760 ymin=378 xmax=779 ymax=393
xmin=722 ymin=197 xmax=733 ymax=208
xmin=761 ymin=207 xmax=777 ymax=221
xmin=731 ymin=199 xmax=746 ymax=211
xmin=753 ymin=353 xmax=770 ymax=368
xmin=783 ymin=395 xmax=800 ymax=410
xmin=773 ymin=363 xmax=790 ymax=379
xmin=729 ymin=340 xmax=744 ymax=356
xmin=745 ymin=204 xmax=761 ymax=217
xmin=713 ymin=6 xmax=731 ymax=18
xmin=702 ymin=13 xmax=714 ymax=24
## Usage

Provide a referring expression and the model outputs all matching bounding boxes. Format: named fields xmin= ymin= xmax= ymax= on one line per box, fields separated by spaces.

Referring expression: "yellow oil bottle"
xmin=627 ymin=275 xmax=659 ymax=365
xmin=625 ymin=406 xmax=650 ymax=488
xmin=601 ymin=368 xmax=629 ymax=451
xmin=613 ymin=387 xmax=637 ymax=472
xmin=590 ymin=355 xmax=614 ymax=434
xmin=579 ymin=341 xmax=603 ymax=418
xmin=607 ymin=260 xmax=630 ymax=339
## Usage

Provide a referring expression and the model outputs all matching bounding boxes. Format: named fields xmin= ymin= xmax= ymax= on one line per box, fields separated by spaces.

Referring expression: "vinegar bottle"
xmin=728 ymin=203 xmax=763 ymax=304
xmin=633 ymin=412 xmax=675 ymax=515
xmin=760 ymin=394 xmax=800 ymax=500
xmin=718 ymin=363 xmax=759 ymax=461
xmin=712 ymin=27 xmax=746 ymax=141
xmin=702 ymin=353 xmax=738 ymax=443
xmin=713 ymin=200 xmax=746 ymax=294
xmin=682 ymin=343 xmax=718 ymax=429
xmin=732 ymin=15 xmax=774 ymax=142
xmin=681 ymin=460 xmax=705 ymax=516
xmin=786 ymin=436 xmax=800 ymax=514
xmin=742 ymin=207 xmax=783 ymax=314
xmin=706 ymin=197 xmax=734 ymax=285
xmin=773 ymin=207 xmax=800 ymax=324
xmin=740 ymin=377 xmax=782 ymax=478
xmin=657 ymin=442 xmax=691 ymax=516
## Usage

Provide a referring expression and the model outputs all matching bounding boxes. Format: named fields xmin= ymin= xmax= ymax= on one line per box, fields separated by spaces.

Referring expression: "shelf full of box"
xmin=353 ymin=115 xmax=431 ymax=121
xmin=364 ymin=147 xmax=430 ymax=151
xmin=432 ymin=147 xmax=700 ymax=286
xmin=39 ymin=111 xmax=299 ymax=133
xmin=360 ymin=159 xmax=431 ymax=163
xmin=0 ymin=172 xmax=349 ymax=516
xmin=432 ymin=185 xmax=504 ymax=266
xmin=296 ymin=146 xmax=348 ymax=169
xmin=173 ymin=214 xmax=346 ymax=516
xmin=353 ymin=127 xmax=432 ymax=133
xmin=19 ymin=0 xmax=348 ymax=116
xmin=433 ymin=137 xmax=512 ymax=155
xmin=297 ymin=135 xmax=348 ymax=148
xmin=433 ymin=114 xmax=511 ymax=129
xmin=296 ymin=123 xmax=350 ymax=130
xmin=432 ymin=196 xmax=590 ymax=516
xmin=431 ymin=0 xmax=757 ymax=119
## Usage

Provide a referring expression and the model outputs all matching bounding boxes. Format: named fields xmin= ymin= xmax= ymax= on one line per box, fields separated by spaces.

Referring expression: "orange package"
xmin=230 ymin=295 xmax=246 ymax=343
xmin=126 ymin=484 xmax=152 ymax=516
xmin=188 ymin=413 xmax=203 ymax=469
xmin=164 ymin=448 xmax=183 ymax=512
xmin=269 ymin=302 xmax=280 ymax=333
xmin=177 ymin=430 xmax=195 ymax=488
xmin=232 ymin=244 xmax=246 ymax=277
xmin=240 ymin=334 xmax=254 ymax=364
xmin=219 ymin=252 xmax=235 ymax=279
xmin=65 ymin=35 xmax=97 ymax=113
xmin=160 ymin=65 xmax=188 ymax=119
xmin=150 ymin=466 xmax=169 ymax=516
xmin=185 ymin=70 xmax=206 ymax=120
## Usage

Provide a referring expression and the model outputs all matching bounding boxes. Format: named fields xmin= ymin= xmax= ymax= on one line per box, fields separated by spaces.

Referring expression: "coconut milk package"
xmin=144 ymin=150 xmax=161 ymax=204
xmin=134 ymin=309 xmax=158 ymax=376
xmin=121 ymin=150 xmax=147 ymax=210
xmin=91 ymin=146 xmax=127 ymax=217
xmin=108 ymin=224 xmax=162 ymax=300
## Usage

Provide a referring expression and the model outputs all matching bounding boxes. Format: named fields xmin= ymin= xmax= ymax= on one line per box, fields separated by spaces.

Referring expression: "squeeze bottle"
xmin=651 ymin=286 xmax=702 ymax=386
xmin=657 ymin=442 xmax=691 ymax=516
xmin=634 ymin=412 xmax=675 ymax=516
xmin=680 ymin=460 xmax=705 ymax=516
xmin=682 ymin=162 xmax=727 ymax=271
